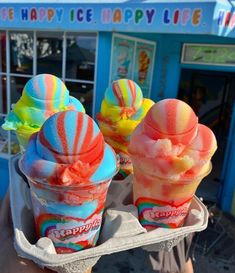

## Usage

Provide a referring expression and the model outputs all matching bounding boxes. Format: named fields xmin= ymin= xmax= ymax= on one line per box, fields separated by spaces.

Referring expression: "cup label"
xmin=118 ymin=152 xmax=133 ymax=174
xmin=36 ymin=212 xmax=103 ymax=253
xmin=135 ymin=197 xmax=192 ymax=228
xmin=48 ymin=217 xmax=102 ymax=241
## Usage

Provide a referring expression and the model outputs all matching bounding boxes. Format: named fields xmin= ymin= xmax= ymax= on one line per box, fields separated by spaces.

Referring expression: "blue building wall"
xmin=94 ymin=32 xmax=113 ymax=115
xmin=0 ymin=158 xmax=9 ymax=198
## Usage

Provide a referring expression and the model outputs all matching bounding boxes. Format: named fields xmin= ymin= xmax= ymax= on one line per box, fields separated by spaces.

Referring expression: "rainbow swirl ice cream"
xmin=97 ymin=79 xmax=154 ymax=176
xmin=20 ymin=110 xmax=118 ymax=253
xmin=2 ymin=74 xmax=85 ymax=149
xmin=128 ymin=99 xmax=217 ymax=229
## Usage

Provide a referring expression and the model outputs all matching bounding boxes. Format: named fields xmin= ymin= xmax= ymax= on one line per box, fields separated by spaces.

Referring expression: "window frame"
xmin=181 ymin=43 xmax=235 ymax=66
xmin=0 ymin=30 xmax=98 ymax=158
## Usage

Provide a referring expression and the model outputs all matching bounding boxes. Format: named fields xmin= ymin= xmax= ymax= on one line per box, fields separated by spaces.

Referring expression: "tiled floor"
xmin=93 ymin=203 xmax=235 ymax=273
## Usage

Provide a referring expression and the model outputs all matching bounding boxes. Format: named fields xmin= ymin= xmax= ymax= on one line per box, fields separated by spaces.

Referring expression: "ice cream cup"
xmin=24 ymin=173 xmax=112 ymax=254
xmin=132 ymin=163 xmax=212 ymax=230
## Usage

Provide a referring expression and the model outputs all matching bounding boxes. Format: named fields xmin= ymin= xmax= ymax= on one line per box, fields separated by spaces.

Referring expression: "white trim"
xmin=6 ymin=31 xmax=10 ymax=118
xmin=149 ymin=42 xmax=157 ymax=98
xmin=33 ymin=31 xmax=37 ymax=75
xmin=7 ymin=29 xmax=95 ymax=34
xmin=112 ymin=33 xmax=156 ymax=48
xmin=181 ymin=43 xmax=235 ymax=67
xmin=6 ymin=30 xmax=11 ymax=155
xmin=144 ymin=0 xmax=219 ymax=2
xmin=109 ymin=34 xmax=115 ymax=85
xmin=1 ymin=0 xmax=129 ymax=3
xmin=92 ymin=32 xmax=99 ymax=119
xmin=109 ymin=33 xmax=157 ymax=98
xmin=62 ymin=32 xmax=66 ymax=81
xmin=131 ymin=40 xmax=137 ymax=80
xmin=1 ymin=0 xmax=219 ymax=3
xmin=181 ymin=43 xmax=187 ymax=64
xmin=6 ymin=73 xmax=32 ymax=78
xmin=0 ymin=29 xmax=98 ymax=158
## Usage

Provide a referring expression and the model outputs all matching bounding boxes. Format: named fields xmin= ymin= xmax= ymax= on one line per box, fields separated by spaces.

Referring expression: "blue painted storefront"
xmin=0 ymin=158 xmax=10 ymax=198
xmin=1 ymin=1 xmax=235 ymax=214
xmin=95 ymin=32 xmax=235 ymax=214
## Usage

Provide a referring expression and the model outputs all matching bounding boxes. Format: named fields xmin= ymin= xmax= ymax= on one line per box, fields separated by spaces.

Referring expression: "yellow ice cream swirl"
xmin=97 ymin=79 xmax=154 ymax=175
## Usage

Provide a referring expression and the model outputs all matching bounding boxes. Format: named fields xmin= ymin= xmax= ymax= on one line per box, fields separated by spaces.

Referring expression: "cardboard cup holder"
xmin=9 ymin=154 xmax=209 ymax=273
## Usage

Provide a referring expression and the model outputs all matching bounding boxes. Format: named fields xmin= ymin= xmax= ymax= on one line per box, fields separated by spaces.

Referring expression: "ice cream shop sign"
xmin=0 ymin=6 xmax=202 ymax=25
xmin=0 ymin=1 xmax=235 ymax=36
xmin=101 ymin=8 xmax=202 ymax=25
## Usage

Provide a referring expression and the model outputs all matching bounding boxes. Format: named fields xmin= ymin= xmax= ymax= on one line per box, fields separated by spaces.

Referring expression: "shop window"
xmin=10 ymin=76 xmax=30 ymax=105
xmin=0 ymin=75 xmax=7 ymax=114
xmin=0 ymin=124 xmax=20 ymax=155
xmin=37 ymin=32 xmax=63 ymax=77
xmin=9 ymin=32 xmax=33 ymax=75
xmin=0 ymin=32 xmax=6 ymax=114
xmin=66 ymin=34 xmax=96 ymax=81
xmin=0 ymin=116 xmax=8 ymax=154
xmin=65 ymin=81 xmax=93 ymax=116
xmin=1 ymin=31 xmax=96 ymax=158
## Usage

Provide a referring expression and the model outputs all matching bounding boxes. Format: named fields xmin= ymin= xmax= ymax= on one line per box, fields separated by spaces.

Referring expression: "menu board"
xmin=110 ymin=36 xmax=135 ymax=82
xmin=110 ymin=34 xmax=156 ymax=98
xmin=133 ymin=42 xmax=155 ymax=97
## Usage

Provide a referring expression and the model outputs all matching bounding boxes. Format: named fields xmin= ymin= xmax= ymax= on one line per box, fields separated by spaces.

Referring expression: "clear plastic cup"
xmin=27 ymin=177 xmax=111 ymax=254
xmin=117 ymin=151 xmax=133 ymax=176
xmin=132 ymin=163 xmax=212 ymax=230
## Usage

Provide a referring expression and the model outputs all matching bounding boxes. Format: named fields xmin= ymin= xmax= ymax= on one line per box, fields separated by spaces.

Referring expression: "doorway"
xmin=178 ymin=69 xmax=235 ymax=202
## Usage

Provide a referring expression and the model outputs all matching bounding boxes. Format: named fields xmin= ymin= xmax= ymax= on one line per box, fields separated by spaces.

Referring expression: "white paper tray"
xmin=9 ymin=154 xmax=209 ymax=273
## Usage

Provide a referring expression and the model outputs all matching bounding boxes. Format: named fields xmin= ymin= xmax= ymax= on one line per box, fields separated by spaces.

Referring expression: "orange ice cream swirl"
xmin=128 ymin=99 xmax=217 ymax=180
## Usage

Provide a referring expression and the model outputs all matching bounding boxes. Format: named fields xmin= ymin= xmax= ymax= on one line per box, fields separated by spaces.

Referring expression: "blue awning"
xmin=0 ymin=0 xmax=235 ymax=37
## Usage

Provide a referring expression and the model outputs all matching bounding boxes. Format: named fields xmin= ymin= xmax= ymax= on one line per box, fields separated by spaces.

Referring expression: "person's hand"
xmin=0 ymin=191 xmax=55 ymax=273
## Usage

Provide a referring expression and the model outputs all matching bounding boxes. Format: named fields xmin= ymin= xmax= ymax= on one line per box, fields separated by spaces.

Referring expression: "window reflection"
xmin=0 ymin=32 xmax=6 ymax=73
xmin=1 ymin=31 xmax=97 ymax=156
xmin=65 ymin=81 xmax=93 ymax=116
xmin=66 ymin=34 xmax=96 ymax=80
xmin=0 ymin=76 xmax=7 ymax=114
xmin=0 ymin=117 xmax=8 ymax=154
xmin=0 ymin=126 xmax=20 ymax=155
xmin=10 ymin=32 xmax=33 ymax=74
xmin=10 ymin=76 xmax=29 ymax=104
xmin=10 ymin=131 xmax=21 ymax=154
xmin=37 ymin=32 xmax=63 ymax=77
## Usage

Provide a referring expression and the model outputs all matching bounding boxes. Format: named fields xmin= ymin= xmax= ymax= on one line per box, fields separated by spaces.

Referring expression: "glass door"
xmin=178 ymin=69 xmax=235 ymax=202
